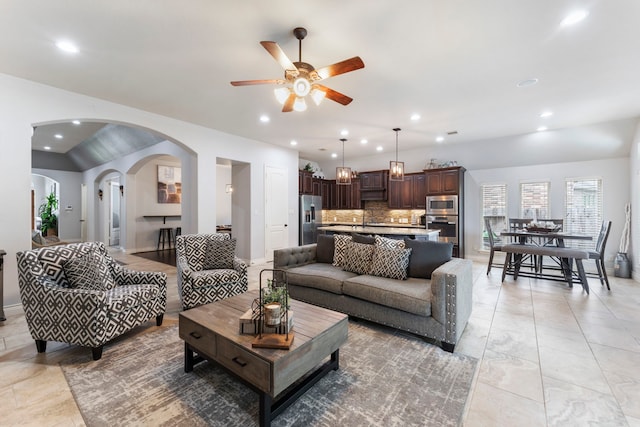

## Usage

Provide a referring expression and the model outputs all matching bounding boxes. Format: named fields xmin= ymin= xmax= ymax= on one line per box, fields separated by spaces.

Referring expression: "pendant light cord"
xmin=393 ymin=128 xmax=401 ymax=162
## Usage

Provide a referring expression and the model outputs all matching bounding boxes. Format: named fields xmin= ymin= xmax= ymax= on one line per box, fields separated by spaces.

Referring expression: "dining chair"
xmin=586 ymin=220 xmax=612 ymax=290
xmin=484 ymin=218 xmax=504 ymax=275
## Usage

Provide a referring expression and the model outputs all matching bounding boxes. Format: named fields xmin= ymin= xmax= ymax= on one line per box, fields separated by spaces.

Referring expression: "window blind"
xmin=481 ymin=183 xmax=507 ymax=250
xmin=565 ymin=178 xmax=602 ymax=250
xmin=520 ymin=181 xmax=550 ymax=219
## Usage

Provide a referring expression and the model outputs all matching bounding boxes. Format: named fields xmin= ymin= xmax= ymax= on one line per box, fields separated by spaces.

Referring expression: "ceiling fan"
xmin=230 ymin=27 xmax=365 ymax=112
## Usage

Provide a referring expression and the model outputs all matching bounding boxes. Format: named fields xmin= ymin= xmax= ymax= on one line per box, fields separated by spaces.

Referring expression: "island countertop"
xmin=318 ymin=225 xmax=440 ymax=239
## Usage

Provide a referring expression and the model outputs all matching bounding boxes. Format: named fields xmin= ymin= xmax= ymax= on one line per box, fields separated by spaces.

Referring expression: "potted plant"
xmin=38 ymin=192 xmax=59 ymax=236
xmin=261 ymin=278 xmax=290 ymax=327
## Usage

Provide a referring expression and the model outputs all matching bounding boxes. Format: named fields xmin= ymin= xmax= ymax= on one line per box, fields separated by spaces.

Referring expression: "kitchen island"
xmin=318 ymin=225 xmax=440 ymax=241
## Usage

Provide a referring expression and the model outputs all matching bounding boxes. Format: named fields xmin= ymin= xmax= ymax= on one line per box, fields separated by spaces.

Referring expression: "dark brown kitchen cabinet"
xmin=425 ymin=167 xmax=463 ymax=195
xmin=351 ymin=178 xmax=362 ymax=209
xmin=389 ymin=173 xmax=425 ymax=209
xmin=334 ymin=178 xmax=361 ymax=209
xmin=322 ymin=180 xmax=335 ymax=209
xmin=359 ymin=170 xmax=388 ymax=201
xmin=312 ymin=177 xmax=322 ymax=196
xmin=299 ymin=170 xmax=313 ymax=195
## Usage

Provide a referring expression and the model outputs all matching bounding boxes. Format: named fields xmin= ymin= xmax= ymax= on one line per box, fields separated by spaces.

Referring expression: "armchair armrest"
xmin=429 ymin=258 xmax=473 ymax=345
xmin=233 ymin=256 xmax=248 ymax=275
xmin=274 ymin=244 xmax=317 ymax=269
xmin=112 ymin=263 xmax=167 ymax=286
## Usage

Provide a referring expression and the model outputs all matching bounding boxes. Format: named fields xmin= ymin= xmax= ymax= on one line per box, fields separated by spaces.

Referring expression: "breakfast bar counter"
xmin=318 ymin=225 xmax=440 ymax=241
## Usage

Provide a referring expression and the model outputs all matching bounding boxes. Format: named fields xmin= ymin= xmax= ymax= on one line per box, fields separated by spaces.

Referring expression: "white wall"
xmin=1 ymin=73 xmax=299 ymax=307
xmin=465 ymin=158 xmax=630 ymax=268
xmin=629 ymin=122 xmax=640 ymax=279
xmin=216 ymin=165 xmax=232 ymax=225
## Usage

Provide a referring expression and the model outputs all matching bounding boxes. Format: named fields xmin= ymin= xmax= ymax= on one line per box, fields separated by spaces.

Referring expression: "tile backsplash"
xmin=323 ymin=200 xmax=425 ymax=225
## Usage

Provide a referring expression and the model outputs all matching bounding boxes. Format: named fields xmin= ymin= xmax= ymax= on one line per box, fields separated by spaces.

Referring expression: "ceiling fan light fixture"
xmin=274 ymin=87 xmax=290 ymax=105
xmin=293 ymin=97 xmax=307 ymax=112
xmin=310 ymin=87 xmax=326 ymax=106
xmin=336 ymin=138 xmax=352 ymax=185
xmin=293 ymin=78 xmax=311 ymax=97
xmin=389 ymin=128 xmax=405 ymax=182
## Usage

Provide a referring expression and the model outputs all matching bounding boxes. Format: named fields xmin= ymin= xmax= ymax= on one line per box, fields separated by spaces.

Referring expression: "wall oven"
xmin=427 ymin=215 xmax=458 ymax=244
xmin=426 ymin=195 xmax=458 ymax=216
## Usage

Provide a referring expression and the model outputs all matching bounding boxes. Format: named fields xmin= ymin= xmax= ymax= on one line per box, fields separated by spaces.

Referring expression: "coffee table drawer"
xmin=217 ymin=338 xmax=271 ymax=393
xmin=179 ymin=318 xmax=217 ymax=359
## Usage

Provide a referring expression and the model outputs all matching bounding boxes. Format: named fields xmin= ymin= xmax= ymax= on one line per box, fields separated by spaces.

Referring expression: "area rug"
xmin=61 ymin=321 xmax=477 ymax=426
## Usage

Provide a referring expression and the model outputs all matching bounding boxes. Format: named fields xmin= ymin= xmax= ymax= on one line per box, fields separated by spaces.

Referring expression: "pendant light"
xmin=389 ymin=127 xmax=404 ymax=181
xmin=336 ymin=138 xmax=352 ymax=185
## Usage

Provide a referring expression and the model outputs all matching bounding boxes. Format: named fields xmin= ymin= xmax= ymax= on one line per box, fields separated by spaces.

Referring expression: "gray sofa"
xmin=274 ymin=237 xmax=473 ymax=352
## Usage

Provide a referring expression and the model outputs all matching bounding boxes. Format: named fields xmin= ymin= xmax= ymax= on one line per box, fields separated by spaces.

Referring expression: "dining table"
xmin=499 ymin=229 xmax=593 ymax=291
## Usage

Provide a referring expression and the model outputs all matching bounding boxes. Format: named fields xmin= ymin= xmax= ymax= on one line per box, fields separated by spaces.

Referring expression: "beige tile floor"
xmin=1 ymin=251 xmax=639 ymax=426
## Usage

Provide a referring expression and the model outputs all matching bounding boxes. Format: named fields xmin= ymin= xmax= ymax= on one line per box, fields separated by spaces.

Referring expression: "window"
xmin=565 ymin=178 xmax=602 ymax=249
xmin=481 ymin=183 xmax=507 ymax=250
xmin=520 ymin=181 xmax=550 ymax=219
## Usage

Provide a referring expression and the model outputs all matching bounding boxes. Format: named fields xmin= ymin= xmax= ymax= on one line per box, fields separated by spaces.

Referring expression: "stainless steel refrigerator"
xmin=299 ymin=195 xmax=322 ymax=245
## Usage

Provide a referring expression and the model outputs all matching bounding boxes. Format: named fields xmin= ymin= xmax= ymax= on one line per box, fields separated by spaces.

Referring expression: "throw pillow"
xmin=316 ymin=234 xmax=335 ymax=264
xmin=374 ymin=235 xmax=406 ymax=249
xmin=332 ymin=234 xmax=353 ymax=267
xmin=351 ymin=232 xmax=375 ymax=245
xmin=369 ymin=246 xmax=412 ymax=280
xmin=342 ymin=241 xmax=375 ymax=275
xmin=403 ymin=239 xmax=453 ymax=279
xmin=62 ymin=248 xmax=117 ymax=291
xmin=203 ymin=238 xmax=236 ymax=270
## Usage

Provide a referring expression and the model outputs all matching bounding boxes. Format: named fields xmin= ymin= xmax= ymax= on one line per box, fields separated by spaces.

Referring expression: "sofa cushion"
xmin=342 ymin=241 xmax=375 ymax=275
xmin=203 ymin=238 xmax=236 ymax=270
xmin=343 ymin=275 xmax=432 ymax=316
xmin=374 ymin=235 xmax=406 ymax=249
xmin=62 ymin=248 xmax=117 ymax=291
xmin=369 ymin=246 xmax=412 ymax=280
xmin=106 ymin=284 xmax=162 ymax=314
xmin=403 ymin=239 xmax=453 ymax=279
xmin=352 ymin=233 xmax=375 ymax=245
xmin=316 ymin=234 xmax=335 ymax=264
xmin=285 ymin=263 xmax=357 ymax=295
xmin=332 ymin=234 xmax=352 ymax=267
xmin=191 ymin=268 xmax=243 ymax=289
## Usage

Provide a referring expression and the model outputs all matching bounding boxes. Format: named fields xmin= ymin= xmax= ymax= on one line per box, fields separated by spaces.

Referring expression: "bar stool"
xmin=157 ymin=227 xmax=174 ymax=251
xmin=175 ymin=226 xmax=182 ymax=246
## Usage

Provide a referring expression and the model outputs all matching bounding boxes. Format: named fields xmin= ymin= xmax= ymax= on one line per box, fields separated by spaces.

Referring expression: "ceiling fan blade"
xmin=260 ymin=41 xmax=297 ymax=71
xmin=315 ymin=84 xmax=353 ymax=105
xmin=282 ymin=93 xmax=296 ymax=112
xmin=230 ymin=79 xmax=285 ymax=86
xmin=315 ymin=56 xmax=365 ymax=80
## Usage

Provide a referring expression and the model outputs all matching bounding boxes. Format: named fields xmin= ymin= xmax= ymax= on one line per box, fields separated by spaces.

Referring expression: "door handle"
xmin=284 ymin=224 xmax=288 ymax=227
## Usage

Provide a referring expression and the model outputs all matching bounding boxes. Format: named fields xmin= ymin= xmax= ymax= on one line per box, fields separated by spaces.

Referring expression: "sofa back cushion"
xmin=177 ymin=233 xmax=231 ymax=271
xmin=351 ymin=233 xmax=375 ymax=245
xmin=316 ymin=234 xmax=335 ymax=264
xmin=30 ymin=242 xmax=110 ymax=288
xmin=403 ymin=239 xmax=453 ymax=279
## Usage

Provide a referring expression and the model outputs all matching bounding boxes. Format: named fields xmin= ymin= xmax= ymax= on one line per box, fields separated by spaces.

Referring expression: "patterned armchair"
xmin=176 ymin=233 xmax=248 ymax=310
xmin=17 ymin=242 xmax=167 ymax=360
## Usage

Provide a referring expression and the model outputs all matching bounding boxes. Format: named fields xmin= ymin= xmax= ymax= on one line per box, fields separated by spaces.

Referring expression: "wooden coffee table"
xmin=179 ymin=290 xmax=348 ymax=426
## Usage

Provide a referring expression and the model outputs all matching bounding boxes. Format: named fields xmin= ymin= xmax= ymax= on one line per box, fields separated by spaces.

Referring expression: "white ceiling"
xmin=2 ymin=0 xmax=640 ymax=164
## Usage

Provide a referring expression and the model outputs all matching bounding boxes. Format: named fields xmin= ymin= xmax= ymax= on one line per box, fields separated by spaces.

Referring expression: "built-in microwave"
xmin=426 ymin=195 xmax=458 ymax=216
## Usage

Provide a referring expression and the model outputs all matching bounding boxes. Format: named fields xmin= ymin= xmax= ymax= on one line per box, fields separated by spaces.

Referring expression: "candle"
xmin=264 ymin=302 xmax=281 ymax=326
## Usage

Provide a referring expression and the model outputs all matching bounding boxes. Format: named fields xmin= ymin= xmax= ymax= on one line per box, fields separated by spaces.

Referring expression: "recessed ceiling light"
xmin=376 ymin=146 xmax=383 ymax=152
xmin=340 ymin=129 xmax=349 ymax=136
xmin=290 ymin=140 xmax=297 ymax=146
xmin=331 ymin=153 xmax=338 ymax=158
xmin=410 ymin=113 xmax=421 ymax=121
xmin=360 ymin=139 xmax=368 ymax=145
xmin=55 ymin=40 xmax=79 ymax=54
xmin=72 ymin=120 xmax=81 ymax=125
xmin=44 ymin=146 xmax=51 ymax=150
xmin=54 ymin=134 xmax=63 ymax=139
xmin=540 ymin=111 xmax=553 ymax=118
xmin=436 ymin=136 xmax=445 ymax=143
xmin=259 ymin=115 xmax=270 ymax=123
xmin=561 ymin=10 xmax=589 ymax=27
xmin=517 ymin=78 xmax=539 ymax=88
xmin=537 ymin=126 xmax=548 ymax=132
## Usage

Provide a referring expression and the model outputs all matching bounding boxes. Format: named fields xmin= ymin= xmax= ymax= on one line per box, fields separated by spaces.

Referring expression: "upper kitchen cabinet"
xmin=359 ymin=170 xmax=388 ymax=201
xmin=312 ymin=177 xmax=322 ymax=196
xmin=425 ymin=166 xmax=465 ymax=195
xmin=299 ymin=170 xmax=314 ymax=195
xmin=388 ymin=174 xmax=415 ymax=209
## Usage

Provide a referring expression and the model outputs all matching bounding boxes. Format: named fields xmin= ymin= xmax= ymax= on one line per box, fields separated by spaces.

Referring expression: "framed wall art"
xmin=157 ymin=165 xmax=182 ymax=204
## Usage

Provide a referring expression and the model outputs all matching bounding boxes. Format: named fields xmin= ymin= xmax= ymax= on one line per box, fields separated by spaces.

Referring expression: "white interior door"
xmin=265 ymin=165 xmax=288 ymax=261
xmin=109 ymin=181 xmax=121 ymax=246
xmin=80 ymin=184 xmax=87 ymax=242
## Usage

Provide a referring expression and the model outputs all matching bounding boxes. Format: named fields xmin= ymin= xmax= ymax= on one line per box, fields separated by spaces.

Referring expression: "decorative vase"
xmin=614 ymin=252 xmax=631 ymax=278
